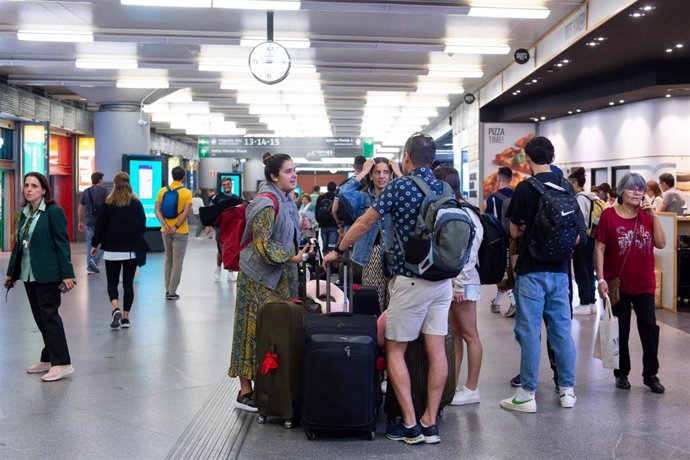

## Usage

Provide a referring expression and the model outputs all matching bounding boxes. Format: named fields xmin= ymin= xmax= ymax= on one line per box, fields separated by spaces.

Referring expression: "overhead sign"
xmin=514 ymin=48 xmax=530 ymax=65
xmin=198 ymin=137 xmax=373 ymax=159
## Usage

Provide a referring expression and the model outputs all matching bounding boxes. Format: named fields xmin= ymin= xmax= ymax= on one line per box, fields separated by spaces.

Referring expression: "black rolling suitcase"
xmin=352 ymin=283 xmax=381 ymax=316
xmin=254 ymin=254 xmax=319 ymax=428
xmin=302 ymin=258 xmax=380 ymax=440
xmin=384 ymin=333 xmax=456 ymax=421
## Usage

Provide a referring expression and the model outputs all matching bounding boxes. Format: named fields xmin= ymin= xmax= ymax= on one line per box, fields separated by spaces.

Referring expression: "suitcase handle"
xmin=325 ymin=254 xmax=354 ymax=315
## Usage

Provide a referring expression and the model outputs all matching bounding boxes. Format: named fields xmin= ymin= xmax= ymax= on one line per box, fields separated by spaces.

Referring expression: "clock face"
xmin=248 ymin=41 xmax=291 ymax=85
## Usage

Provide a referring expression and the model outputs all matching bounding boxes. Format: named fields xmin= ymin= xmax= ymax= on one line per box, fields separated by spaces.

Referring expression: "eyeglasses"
xmin=626 ymin=187 xmax=646 ymax=194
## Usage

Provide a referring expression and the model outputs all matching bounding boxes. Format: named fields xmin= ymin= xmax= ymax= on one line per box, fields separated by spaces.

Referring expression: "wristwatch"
xmin=334 ymin=245 xmax=346 ymax=255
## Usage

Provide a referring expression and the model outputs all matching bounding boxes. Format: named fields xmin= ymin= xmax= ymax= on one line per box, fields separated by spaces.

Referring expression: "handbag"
xmin=135 ymin=251 xmax=147 ymax=267
xmin=593 ymin=295 xmax=620 ymax=369
xmin=607 ymin=216 xmax=638 ymax=306
xmin=9 ymin=240 xmax=23 ymax=283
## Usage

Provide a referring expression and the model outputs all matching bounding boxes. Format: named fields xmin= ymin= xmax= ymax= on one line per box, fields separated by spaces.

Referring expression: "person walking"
xmin=568 ymin=167 xmax=600 ymax=315
xmin=339 ymin=157 xmax=399 ymax=311
xmin=4 ymin=172 xmax=77 ymax=382
xmin=207 ymin=177 xmax=242 ymax=282
xmin=324 ymin=134 xmax=452 ymax=445
xmin=91 ymin=172 xmax=148 ymax=329
xmin=228 ymin=153 xmax=312 ymax=411
xmin=78 ymin=171 xmax=108 ymax=274
xmin=433 ymin=166 xmax=485 ymax=407
xmin=192 ymin=189 xmax=204 ymax=238
xmin=595 ymin=173 xmax=666 ymax=393
xmin=155 ymin=166 xmax=193 ymax=300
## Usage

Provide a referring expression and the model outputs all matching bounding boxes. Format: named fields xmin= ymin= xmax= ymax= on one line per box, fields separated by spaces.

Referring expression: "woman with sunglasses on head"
xmin=4 ymin=172 xmax=76 ymax=382
xmin=595 ymin=173 xmax=666 ymax=393
xmin=338 ymin=157 xmax=402 ymax=311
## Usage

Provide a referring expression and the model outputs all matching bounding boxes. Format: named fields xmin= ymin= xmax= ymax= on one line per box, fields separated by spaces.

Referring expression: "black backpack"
xmin=335 ymin=195 xmax=355 ymax=225
xmin=315 ymin=196 xmax=334 ymax=226
xmin=461 ymin=203 xmax=508 ymax=285
xmin=493 ymin=191 xmax=512 ymax=237
xmin=526 ymin=176 xmax=580 ymax=263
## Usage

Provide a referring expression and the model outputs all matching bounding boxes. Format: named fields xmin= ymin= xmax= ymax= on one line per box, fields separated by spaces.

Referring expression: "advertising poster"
xmin=217 ymin=172 xmax=242 ymax=196
xmin=128 ymin=158 xmax=164 ymax=228
xmin=22 ymin=124 xmax=48 ymax=177
xmin=78 ymin=137 xmax=95 ymax=191
xmin=481 ymin=123 xmax=535 ymax=204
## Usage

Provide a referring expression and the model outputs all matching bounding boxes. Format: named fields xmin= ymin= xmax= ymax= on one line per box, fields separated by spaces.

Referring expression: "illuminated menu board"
xmin=22 ymin=123 xmax=48 ymax=177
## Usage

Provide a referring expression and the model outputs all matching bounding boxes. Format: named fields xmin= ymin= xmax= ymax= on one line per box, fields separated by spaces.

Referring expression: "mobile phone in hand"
xmin=58 ymin=281 xmax=76 ymax=293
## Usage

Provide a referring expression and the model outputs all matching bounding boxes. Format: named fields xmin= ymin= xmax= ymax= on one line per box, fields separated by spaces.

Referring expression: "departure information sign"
xmin=197 ymin=137 xmax=373 ymax=159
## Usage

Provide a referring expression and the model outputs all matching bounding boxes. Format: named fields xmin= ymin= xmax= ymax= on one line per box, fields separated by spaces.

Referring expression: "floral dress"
xmin=228 ymin=207 xmax=298 ymax=381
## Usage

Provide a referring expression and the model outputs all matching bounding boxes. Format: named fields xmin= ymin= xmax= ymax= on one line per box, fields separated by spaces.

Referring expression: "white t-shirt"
xmin=104 ymin=251 xmax=136 ymax=261
xmin=191 ymin=196 xmax=204 ymax=215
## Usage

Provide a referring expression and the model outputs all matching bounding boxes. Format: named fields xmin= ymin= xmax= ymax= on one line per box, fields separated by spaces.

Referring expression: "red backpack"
xmin=216 ymin=193 xmax=279 ymax=271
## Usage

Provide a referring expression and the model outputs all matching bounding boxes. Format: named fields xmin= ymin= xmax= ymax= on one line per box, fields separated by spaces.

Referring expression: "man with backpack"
xmin=332 ymin=155 xmax=366 ymax=233
xmin=500 ymin=136 xmax=586 ymax=413
xmin=155 ymin=166 xmax=193 ymax=300
xmin=78 ymin=172 xmax=108 ymax=274
xmin=315 ymin=181 xmax=338 ymax=254
xmin=323 ymin=134 xmax=459 ymax=445
xmin=485 ymin=166 xmax=517 ymax=317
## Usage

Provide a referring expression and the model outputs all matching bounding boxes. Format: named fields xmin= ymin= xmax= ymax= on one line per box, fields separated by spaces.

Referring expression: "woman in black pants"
xmin=5 ymin=172 xmax=77 ymax=382
xmin=91 ymin=172 xmax=148 ymax=328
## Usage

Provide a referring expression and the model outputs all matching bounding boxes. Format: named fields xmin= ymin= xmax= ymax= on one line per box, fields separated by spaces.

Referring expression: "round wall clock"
xmin=249 ymin=41 xmax=291 ymax=85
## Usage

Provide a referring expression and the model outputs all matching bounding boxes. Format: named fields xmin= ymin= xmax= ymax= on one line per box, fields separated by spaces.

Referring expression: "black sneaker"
xmin=121 ymin=319 xmax=130 ymax=329
xmin=166 ymin=293 xmax=180 ymax=300
xmin=235 ymin=391 xmax=258 ymax=412
xmin=421 ymin=423 xmax=441 ymax=444
xmin=110 ymin=309 xmax=122 ymax=328
xmin=643 ymin=376 xmax=665 ymax=394
xmin=385 ymin=419 xmax=424 ymax=445
xmin=510 ymin=374 xmax=522 ymax=387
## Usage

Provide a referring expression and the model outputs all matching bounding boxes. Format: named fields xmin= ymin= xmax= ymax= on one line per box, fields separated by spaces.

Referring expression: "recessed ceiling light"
xmin=609 ymin=102 xmax=615 ymax=106
xmin=568 ymin=111 xmax=573 ymax=114
xmin=665 ymin=94 xmax=672 ymax=98
xmin=540 ymin=116 xmax=546 ymax=121
xmin=516 ymin=90 xmax=521 ymax=94
xmin=619 ymin=99 xmax=625 ymax=103
xmin=532 ymin=79 xmax=538 ymax=83
xmin=555 ymin=63 xmax=563 ymax=67
xmin=586 ymin=41 xmax=599 ymax=47
xmin=576 ymin=109 xmax=581 ymax=113
xmin=596 ymin=37 xmax=606 ymax=41
xmin=629 ymin=11 xmax=645 ymax=17
xmin=666 ymin=48 xmax=673 ymax=53
xmin=641 ymin=5 xmax=655 ymax=11
xmin=676 ymin=43 xmax=684 ymax=48
xmin=562 ymin=59 xmax=570 ymax=64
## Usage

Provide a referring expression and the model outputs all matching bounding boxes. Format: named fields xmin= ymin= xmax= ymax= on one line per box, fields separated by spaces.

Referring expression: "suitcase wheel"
xmin=257 ymin=414 xmax=267 ymax=424
xmin=368 ymin=431 xmax=376 ymax=441
xmin=283 ymin=419 xmax=294 ymax=429
xmin=305 ymin=429 xmax=316 ymax=440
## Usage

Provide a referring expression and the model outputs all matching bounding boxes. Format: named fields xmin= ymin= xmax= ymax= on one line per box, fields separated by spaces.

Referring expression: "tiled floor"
xmin=1 ymin=234 xmax=689 ymax=459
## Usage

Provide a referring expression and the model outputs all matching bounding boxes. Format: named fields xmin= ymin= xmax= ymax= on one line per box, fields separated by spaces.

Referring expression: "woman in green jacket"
xmin=4 ymin=172 xmax=77 ymax=382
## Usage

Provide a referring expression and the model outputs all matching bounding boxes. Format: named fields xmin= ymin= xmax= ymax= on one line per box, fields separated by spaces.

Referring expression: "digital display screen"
xmin=217 ymin=172 xmax=242 ymax=197
xmin=22 ymin=124 xmax=48 ymax=177
xmin=294 ymin=185 xmax=302 ymax=197
xmin=128 ymin=158 xmax=164 ymax=228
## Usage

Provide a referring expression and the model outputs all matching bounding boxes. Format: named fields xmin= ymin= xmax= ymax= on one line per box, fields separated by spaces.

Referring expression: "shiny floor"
xmin=1 ymin=234 xmax=689 ymax=459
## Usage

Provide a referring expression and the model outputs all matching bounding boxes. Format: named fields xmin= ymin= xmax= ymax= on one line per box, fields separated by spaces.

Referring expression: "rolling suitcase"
xmin=384 ymin=333 xmax=456 ymax=421
xmin=254 ymin=253 xmax=319 ymax=428
xmin=352 ymin=283 xmax=380 ymax=317
xmin=302 ymin=258 xmax=380 ymax=440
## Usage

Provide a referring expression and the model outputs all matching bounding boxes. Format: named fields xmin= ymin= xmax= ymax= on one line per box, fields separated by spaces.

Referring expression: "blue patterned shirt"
xmin=373 ymin=166 xmax=445 ymax=278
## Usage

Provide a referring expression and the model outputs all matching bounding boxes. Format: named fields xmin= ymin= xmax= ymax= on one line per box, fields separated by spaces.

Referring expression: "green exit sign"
xmin=198 ymin=136 xmax=210 ymax=158
xmin=362 ymin=137 xmax=375 ymax=158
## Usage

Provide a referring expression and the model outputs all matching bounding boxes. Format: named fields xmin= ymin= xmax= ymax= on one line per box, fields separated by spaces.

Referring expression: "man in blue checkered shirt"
xmin=323 ymin=134 xmax=452 ymax=446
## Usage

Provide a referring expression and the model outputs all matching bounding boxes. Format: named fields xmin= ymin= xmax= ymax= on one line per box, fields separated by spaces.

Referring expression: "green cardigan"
xmin=7 ymin=203 xmax=75 ymax=283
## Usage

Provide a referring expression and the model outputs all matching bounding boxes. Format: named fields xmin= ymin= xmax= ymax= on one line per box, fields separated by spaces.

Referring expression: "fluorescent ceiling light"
xmin=18 ymin=29 xmax=93 ymax=43
xmin=143 ymin=102 xmax=209 ymax=114
xmin=173 ymin=120 xmax=236 ymax=130
xmin=240 ymin=37 xmax=310 ymax=49
xmin=121 ymin=0 xmax=212 ymax=6
xmin=76 ymin=58 xmax=138 ymax=70
xmin=427 ymin=70 xmax=483 ymax=79
xmin=153 ymin=113 xmax=225 ymax=123
xmin=116 ymin=78 xmax=169 ymax=88
xmin=443 ymin=43 xmax=510 ymax=54
xmin=468 ymin=6 xmax=550 ymax=19
xmin=250 ymin=105 xmax=327 ymax=116
xmin=416 ymin=85 xmax=464 ymax=95
xmin=157 ymin=89 xmax=194 ymax=103
xmin=213 ymin=1 xmax=300 ymax=11
xmin=236 ymin=94 xmax=325 ymax=105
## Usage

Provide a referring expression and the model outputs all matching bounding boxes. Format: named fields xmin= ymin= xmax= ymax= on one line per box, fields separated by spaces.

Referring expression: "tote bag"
xmin=593 ymin=295 xmax=620 ymax=369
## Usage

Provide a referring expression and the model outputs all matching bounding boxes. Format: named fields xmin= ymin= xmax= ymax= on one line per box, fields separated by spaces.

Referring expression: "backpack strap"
xmin=526 ymin=176 xmax=545 ymax=195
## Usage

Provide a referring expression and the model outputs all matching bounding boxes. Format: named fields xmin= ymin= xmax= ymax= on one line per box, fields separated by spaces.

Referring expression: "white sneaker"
xmin=451 ymin=386 xmax=480 ymax=406
xmin=381 ymin=380 xmax=387 ymax=394
xmin=228 ymin=271 xmax=237 ymax=282
xmin=214 ymin=266 xmax=221 ymax=281
xmin=590 ymin=303 xmax=598 ymax=314
xmin=500 ymin=387 xmax=537 ymax=413
xmin=559 ymin=386 xmax=577 ymax=408
xmin=573 ymin=305 xmax=592 ymax=316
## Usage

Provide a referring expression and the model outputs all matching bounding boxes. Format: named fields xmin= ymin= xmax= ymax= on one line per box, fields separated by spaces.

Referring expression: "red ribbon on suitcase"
xmin=261 ymin=351 xmax=279 ymax=375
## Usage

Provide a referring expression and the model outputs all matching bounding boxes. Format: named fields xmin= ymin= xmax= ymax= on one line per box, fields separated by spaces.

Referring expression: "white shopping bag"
xmin=593 ymin=295 xmax=620 ymax=369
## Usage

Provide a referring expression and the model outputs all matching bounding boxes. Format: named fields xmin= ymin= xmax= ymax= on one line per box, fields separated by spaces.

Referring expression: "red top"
xmin=596 ymin=207 xmax=656 ymax=294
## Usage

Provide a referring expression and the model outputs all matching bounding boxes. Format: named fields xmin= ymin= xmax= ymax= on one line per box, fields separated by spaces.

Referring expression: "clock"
xmin=248 ymin=41 xmax=291 ymax=85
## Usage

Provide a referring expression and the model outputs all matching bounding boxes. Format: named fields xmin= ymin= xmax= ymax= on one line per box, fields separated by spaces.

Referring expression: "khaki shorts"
xmin=385 ymin=275 xmax=453 ymax=342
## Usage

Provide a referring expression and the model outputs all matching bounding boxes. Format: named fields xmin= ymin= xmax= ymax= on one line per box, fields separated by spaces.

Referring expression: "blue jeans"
xmin=85 ymin=225 xmax=103 ymax=267
xmin=320 ymin=227 xmax=339 ymax=255
xmin=514 ymin=272 xmax=576 ymax=391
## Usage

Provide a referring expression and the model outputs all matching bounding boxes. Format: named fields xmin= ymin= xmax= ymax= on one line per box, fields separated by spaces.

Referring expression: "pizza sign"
xmin=488 ymin=127 xmax=505 ymax=144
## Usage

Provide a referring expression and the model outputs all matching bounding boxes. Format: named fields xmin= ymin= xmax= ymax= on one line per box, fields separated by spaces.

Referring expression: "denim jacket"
xmin=339 ymin=178 xmax=393 ymax=266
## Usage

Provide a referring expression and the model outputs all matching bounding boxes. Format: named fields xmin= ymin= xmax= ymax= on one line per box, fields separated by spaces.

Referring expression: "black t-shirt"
xmin=315 ymin=191 xmax=337 ymax=228
xmin=506 ymin=172 xmax=579 ymax=275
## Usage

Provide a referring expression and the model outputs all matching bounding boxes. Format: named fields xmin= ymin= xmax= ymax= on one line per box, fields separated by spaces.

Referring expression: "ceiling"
xmin=481 ymin=0 xmax=690 ymax=122
xmin=0 ymin=0 xmax=584 ymax=148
